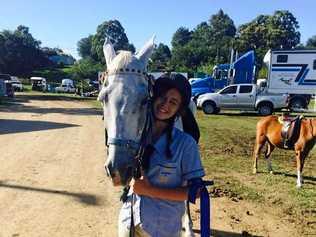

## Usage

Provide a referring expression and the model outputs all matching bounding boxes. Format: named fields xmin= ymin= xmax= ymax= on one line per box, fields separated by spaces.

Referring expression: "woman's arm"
xmin=130 ymin=176 xmax=188 ymax=202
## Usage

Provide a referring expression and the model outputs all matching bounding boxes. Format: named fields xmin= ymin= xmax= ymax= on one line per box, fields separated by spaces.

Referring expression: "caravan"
xmin=31 ymin=77 xmax=47 ymax=92
xmin=263 ymin=49 xmax=316 ymax=109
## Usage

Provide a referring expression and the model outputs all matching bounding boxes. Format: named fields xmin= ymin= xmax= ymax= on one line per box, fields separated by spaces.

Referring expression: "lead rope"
xmin=188 ymin=179 xmax=214 ymax=237
xmin=128 ymin=75 xmax=154 ymax=237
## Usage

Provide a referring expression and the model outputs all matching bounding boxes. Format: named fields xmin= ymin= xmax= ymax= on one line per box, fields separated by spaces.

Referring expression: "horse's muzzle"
xmin=105 ymin=162 xmax=133 ymax=186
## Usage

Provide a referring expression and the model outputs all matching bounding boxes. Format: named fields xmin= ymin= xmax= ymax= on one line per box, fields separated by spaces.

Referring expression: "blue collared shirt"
xmin=119 ymin=127 xmax=205 ymax=237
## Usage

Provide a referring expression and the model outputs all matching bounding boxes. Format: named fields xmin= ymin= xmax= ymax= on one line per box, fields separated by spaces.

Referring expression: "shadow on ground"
xmin=0 ymin=119 xmax=80 ymax=135
xmin=192 ymin=228 xmax=262 ymax=237
xmin=0 ymin=180 xmax=101 ymax=206
xmin=0 ymin=94 xmax=102 ymax=116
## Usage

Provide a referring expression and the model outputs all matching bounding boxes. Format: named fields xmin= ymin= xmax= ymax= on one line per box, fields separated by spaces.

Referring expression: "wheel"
xmin=258 ymin=103 xmax=273 ymax=116
xmin=202 ymin=101 xmax=217 ymax=114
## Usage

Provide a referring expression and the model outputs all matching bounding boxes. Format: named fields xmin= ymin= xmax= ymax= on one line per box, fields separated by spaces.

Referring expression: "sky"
xmin=0 ymin=0 xmax=315 ymax=59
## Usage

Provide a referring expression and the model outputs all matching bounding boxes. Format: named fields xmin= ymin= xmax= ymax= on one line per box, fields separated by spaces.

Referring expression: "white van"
xmin=61 ymin=78 xmax=74 ymax=87
xmin=30 ymin=77 xmax=46 ymax=91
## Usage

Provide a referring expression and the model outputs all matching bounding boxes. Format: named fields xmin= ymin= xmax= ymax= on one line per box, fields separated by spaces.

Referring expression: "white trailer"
xmin=264 ymin=49 xmax=316 ymax=109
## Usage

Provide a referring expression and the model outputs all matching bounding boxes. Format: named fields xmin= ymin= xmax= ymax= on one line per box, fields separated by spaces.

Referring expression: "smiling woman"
xmin=118 ymin=74 xmax=206 ymax=237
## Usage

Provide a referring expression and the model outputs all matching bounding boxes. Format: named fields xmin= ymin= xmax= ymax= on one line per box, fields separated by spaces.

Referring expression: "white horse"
xmin=98 ymin=37 xmax=195 ymax=236
xmin=98 ymin=37 xmax=154 ymax=186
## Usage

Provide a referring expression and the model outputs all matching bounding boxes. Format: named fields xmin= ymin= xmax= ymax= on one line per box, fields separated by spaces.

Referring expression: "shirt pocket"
xmin=156 ymin=162 xmax=181 ymax=188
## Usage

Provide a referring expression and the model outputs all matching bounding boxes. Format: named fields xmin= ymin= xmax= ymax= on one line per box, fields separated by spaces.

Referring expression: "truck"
xmin=196 ymin=83 xmax=288 ymax=115
xmin=191 ymin=50 xmax=255 ymax=98
xmin=262 ymin=49 xmax=316 ymax=110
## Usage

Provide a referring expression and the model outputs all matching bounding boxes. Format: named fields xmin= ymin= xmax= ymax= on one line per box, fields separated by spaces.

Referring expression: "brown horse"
xmin=253 ymin=115 xmax=316 ymax=187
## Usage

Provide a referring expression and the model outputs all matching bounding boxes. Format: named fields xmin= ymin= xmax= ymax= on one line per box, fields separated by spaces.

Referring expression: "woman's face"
xmin=153 ymin=88 xmax=182 ymax=120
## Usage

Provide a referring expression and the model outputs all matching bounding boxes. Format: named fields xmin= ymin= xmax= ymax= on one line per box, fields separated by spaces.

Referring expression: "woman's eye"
xmin=170 ymin=101 xmax=178 ymax=106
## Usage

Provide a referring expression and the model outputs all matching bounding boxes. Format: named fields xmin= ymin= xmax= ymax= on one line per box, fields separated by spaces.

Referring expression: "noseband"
xmin=103 ymin=71 xmax=154 ymax=179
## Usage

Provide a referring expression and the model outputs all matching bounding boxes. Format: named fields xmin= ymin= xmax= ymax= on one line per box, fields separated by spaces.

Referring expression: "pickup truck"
xmin=196 ymin=84 xmax=288 ymax=115
xmin=55 ymin=84 xmax=76 ymax=93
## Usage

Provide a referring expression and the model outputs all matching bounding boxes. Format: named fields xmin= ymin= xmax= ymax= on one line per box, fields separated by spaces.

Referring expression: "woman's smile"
xmin=153 ymin=88 xmax=182 ymax=120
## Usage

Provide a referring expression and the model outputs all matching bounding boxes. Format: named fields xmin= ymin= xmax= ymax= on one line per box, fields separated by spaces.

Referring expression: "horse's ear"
xmin=135 ymin=35 xmax=155 ymax=66
xmin=103 ymin=37 xmax=116 ymax=68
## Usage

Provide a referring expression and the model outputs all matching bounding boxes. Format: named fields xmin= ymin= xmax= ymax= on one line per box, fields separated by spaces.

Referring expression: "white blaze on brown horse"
xmin=253 ymin=115 xmax=316 ymax=188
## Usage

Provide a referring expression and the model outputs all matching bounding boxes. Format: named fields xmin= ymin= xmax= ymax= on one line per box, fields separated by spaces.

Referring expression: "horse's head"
xmin=98 ymin=37 xmax=154 ymax=186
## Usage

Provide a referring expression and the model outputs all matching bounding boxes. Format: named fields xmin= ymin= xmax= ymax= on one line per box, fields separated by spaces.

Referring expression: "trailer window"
xmin=277 ymin=55 xmax=288 ymax=63
xmin=313 ymin=60 xmax=316 ymax=70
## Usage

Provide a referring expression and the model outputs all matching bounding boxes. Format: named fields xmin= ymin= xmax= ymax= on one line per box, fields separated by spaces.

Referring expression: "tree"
xmin=209 ymin=9 xmax=236 ymax=64
xmin=77 ymin=35 xmax=94 ymax=58
xmin=91 ymin=20 xmax=135 ymax=63
xmin=0 ymin=25 xmax=51 ymax=75
xmin=266 ymin=10 xmax=300 ymax=49
xmin=170 ymin=10 xmax=236 ymax=72
xmin=306 ymin=35 xmax=316 ymax=48
xmin=209 ymin=9 xmax=236 ymax=41
xmin=171 ymin=27 xmax=192 ymax=48
xmin=235 ymin=10 xmax=300 ymax=69
xmin=149 ymin=43 xmax=171 ymax=71
xmin=71 ymin=58 xmax=103 ymax=79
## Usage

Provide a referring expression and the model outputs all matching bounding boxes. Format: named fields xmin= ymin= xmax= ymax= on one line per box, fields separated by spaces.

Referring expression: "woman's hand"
xmin=130 ymin=176 xmax=153 ymax=197
xmin=130 ymin=176 xmax=188 ymax=201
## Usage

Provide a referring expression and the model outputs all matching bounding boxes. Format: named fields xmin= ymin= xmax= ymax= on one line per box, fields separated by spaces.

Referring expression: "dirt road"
xmin=0 ymin=95 xmax=299 ymax=237
xmin=0 ymin=95 xmax=121 ymax=237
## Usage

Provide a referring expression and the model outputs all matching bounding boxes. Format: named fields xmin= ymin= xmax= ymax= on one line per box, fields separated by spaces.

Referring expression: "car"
xmin=0 ymin=74 xmax=15 ymax=97
xmin=11 ymin=76 xmax=23 ymax=91
xmin=55 ymin=84 xmax=76 ymax=93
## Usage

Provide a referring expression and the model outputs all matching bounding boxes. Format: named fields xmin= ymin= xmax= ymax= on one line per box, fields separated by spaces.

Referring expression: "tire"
xmin=202 ymin=101 xmax=217 ymax=114
xmin=258 ymin=103 xmax=273 ymax=116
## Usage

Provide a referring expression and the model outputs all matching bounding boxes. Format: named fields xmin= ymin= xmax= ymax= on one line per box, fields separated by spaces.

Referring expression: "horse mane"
xmin=107 ymin=51 xmax=145 ymax=74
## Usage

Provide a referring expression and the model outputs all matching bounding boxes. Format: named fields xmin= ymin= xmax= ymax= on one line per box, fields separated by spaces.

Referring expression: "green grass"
xmin=196 ymin=110 xmax=316 ymax=234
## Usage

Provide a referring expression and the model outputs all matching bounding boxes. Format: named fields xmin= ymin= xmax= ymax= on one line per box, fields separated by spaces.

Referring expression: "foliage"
xmin=306 ymin=35 xmax=316 ymax=48
xmin=91 ymin=20 xmax=135 ymax=63
xmin=70 ymin=57 xmax=104 ymax=81
xmin=0 ymin=25 xmax=52 ymax=76
xmin=148 ymin=43 xmax=171 ymax=71
xmin=32 ymin=67 xmax=73 ymax=82
xmin=170 ymin=10 xmax=236 ymax=72
xmin=77 ymin=35 xmax=94 ymax=59
xmin=41 ymin=47 xmax=64 ymax=57
xmin=235 ymin=10 xmax=300 ymax=68
xmin=171 ymin=27 xmax=192 ymax=48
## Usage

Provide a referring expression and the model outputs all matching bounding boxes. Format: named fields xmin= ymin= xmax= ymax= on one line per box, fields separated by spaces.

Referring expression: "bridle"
xmin=102 ymin=70 xmax=154 ymax=180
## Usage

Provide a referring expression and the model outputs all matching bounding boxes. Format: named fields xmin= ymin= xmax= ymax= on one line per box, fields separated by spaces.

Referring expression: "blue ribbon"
xmin=188 ymin=179 xmax=213 ymax=237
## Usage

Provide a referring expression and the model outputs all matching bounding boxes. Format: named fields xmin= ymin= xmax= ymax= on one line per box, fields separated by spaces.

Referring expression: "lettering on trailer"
xmin=272 ymin=64 xmax=316 ymax=85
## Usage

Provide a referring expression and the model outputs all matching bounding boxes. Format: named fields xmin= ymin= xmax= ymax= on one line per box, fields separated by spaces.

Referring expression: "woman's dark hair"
xmin=153 ymin=73 xmax=192 ymax=111
xmin=152 ymin=73 xmax=200 ymax=159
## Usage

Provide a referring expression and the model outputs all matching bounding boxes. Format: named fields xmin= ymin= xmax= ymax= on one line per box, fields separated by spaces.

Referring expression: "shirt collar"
xmin=152 ymin=127 xmax=176 ymax=156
